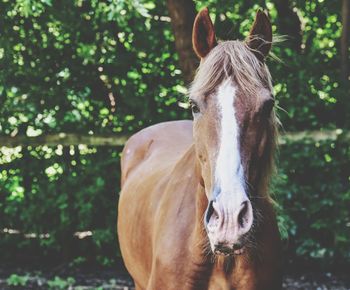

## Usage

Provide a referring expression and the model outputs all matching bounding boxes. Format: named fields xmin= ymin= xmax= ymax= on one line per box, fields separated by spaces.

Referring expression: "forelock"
xmin=189 ymin=40 xmax=272 ymax=98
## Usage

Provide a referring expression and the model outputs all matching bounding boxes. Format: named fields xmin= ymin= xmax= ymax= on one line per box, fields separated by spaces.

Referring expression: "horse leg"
xmin=145 ymin=275 xmax=156 ymax=290
xmin=146 ymin=272 xmax=165 ymax=290
xmin=146 ymin=272 xmax=186 ymax=290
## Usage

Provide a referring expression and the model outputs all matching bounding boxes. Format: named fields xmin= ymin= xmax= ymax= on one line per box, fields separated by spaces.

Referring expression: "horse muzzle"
xmin=205 ymin=195 xmax=253 ymax=256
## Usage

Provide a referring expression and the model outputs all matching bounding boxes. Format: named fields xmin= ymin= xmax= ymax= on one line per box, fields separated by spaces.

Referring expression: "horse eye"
xmin=190 ymin=100 xmax=200 ymax=114
xmin=262 ymin=98 xmax=274 ymax=116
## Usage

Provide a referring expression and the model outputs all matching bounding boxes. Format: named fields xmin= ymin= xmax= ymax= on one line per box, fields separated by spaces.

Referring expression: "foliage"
xmin=274 ymin=140 xmax=350 ymax=266
xmin=6 ymin=274 xmax=29 ymax=287
xmin=47 ymin=276 xmax=75 ymax=289
xmin=4 ymin=272 xmax=121 ymax=289
xmin=0 ymin=146 xmax=120 ymax=262
xmin=0 ymin=0 xmax=349 ymax=269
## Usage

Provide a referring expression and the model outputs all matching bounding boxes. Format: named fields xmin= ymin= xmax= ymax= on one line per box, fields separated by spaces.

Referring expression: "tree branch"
xmin=0 ymin=130 xmax=349 ymax=147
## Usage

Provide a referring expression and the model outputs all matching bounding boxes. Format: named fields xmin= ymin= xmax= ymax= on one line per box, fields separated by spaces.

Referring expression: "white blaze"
xmin=215 ymin=79 xmax=246 ymax=201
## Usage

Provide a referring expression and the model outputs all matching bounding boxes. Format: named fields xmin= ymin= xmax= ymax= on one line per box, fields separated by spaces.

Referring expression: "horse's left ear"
xmin=246 ymin=10 xmax=272 ymax=62
xmin=192 ymin=7 xmax=217 ymax=58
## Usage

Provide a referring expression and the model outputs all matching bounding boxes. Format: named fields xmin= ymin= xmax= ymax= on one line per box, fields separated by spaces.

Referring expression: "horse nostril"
xmin=237 ymin=201 xmax=253 ymax=233
xmin=238 ymin=201 xmax=248 ymax=228
xmin=205 ymin=199 xmax=215 ymax=223
xmin=205 ymin=199 xmax=221 ymax=232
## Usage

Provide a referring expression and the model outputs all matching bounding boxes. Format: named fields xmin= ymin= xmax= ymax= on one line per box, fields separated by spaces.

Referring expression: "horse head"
xmin=190 ymin=8 xmax=277 ymax=256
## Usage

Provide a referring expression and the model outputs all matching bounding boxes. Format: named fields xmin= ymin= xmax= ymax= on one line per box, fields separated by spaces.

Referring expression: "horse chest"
xmin=184 ymin=267 xmax=254 ymax=290
xmin=206 ymin=273 xmax=234 ymax=290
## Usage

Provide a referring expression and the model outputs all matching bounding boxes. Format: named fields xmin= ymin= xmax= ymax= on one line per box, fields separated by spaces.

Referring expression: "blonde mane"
xmin=189 ymin=40 xmax=273 ymax=97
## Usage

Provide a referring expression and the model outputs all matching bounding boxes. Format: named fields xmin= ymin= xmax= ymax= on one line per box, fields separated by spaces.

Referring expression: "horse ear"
xmin=192 ymin=7 xmax=217 ymax=58
xmin=246 ymin=10 xmax=272 ymax=62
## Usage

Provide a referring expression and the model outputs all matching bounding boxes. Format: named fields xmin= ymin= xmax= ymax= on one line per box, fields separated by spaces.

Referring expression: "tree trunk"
xmin=341 ymin=0 xmax=349 ymax=83
xmin=166 ymin=0 xmax=199 ymax=84
xmin=273 ymin=0 xmax=302 ymax=53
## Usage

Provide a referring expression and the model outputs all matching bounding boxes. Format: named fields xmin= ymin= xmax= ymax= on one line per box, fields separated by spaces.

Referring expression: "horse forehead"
xmin=214 ymin=79 xmax=252 ymax=112
xmin=240 ymin=86 xmax=272 ymax=111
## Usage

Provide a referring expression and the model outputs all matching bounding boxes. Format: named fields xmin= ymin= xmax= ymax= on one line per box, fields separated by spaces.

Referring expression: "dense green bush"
xmin=275 ymin=140 xmax=350 ymax=267
xmin=0 ymin=0 xmax=349 ymax=268
xmin=0 ymin=146 xmax=121 ymax=264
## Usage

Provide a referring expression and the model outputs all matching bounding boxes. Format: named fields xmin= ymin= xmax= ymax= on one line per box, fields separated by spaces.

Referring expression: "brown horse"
xmin=118 ymin=8 xmax=282 ymax=290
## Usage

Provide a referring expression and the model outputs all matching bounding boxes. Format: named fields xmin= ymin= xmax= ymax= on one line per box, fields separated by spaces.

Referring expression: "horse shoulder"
xmin=119 ymin=120 xmax=196 ymax=288
xmin=120 ymin=120 xmax=193 ymax=186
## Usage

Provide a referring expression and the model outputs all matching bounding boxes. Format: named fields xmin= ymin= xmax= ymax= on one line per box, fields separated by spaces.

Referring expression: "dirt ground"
xmin=0 ymin=261 xmax=349 ymax=290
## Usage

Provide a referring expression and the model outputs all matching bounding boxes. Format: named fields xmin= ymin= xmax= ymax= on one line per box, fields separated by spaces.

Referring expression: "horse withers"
xmin=118 ymin=8 xmax=282 ymax=290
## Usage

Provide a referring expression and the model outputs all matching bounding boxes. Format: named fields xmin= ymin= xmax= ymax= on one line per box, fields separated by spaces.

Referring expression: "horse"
xmin=118 ymin=7 xmax=282 ymax=290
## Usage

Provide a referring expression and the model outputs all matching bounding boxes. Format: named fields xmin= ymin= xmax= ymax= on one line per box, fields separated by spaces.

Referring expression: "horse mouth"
xmin=233 ymin=247 xmax=245 ymax=255
xmin=213 ymin=244 xmax=245 ymax=256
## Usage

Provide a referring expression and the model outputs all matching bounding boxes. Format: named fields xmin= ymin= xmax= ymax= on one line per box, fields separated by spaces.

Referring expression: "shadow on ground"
xmin=0 ymin=258 xmax=349 ymax=290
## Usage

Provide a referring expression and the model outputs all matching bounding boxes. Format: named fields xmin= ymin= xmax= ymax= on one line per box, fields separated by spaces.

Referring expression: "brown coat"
xmin=118 ymin=121 xmax=282 ymax=290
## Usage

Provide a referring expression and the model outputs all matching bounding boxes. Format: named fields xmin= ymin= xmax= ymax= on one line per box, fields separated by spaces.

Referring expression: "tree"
xmin=166 ymin=0 xmax=199 ymax=83
xmin=341 ymin=0 xmax=349 ymax=83
xmin=273 ymin=0 xmax=302 ymax=53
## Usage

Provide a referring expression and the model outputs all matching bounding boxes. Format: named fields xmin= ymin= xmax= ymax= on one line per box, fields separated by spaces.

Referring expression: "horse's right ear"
xmin=246 ymin=10 xmax=272 ymax=62
xmin=192 ymin=8 xmax=217 ymax=59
